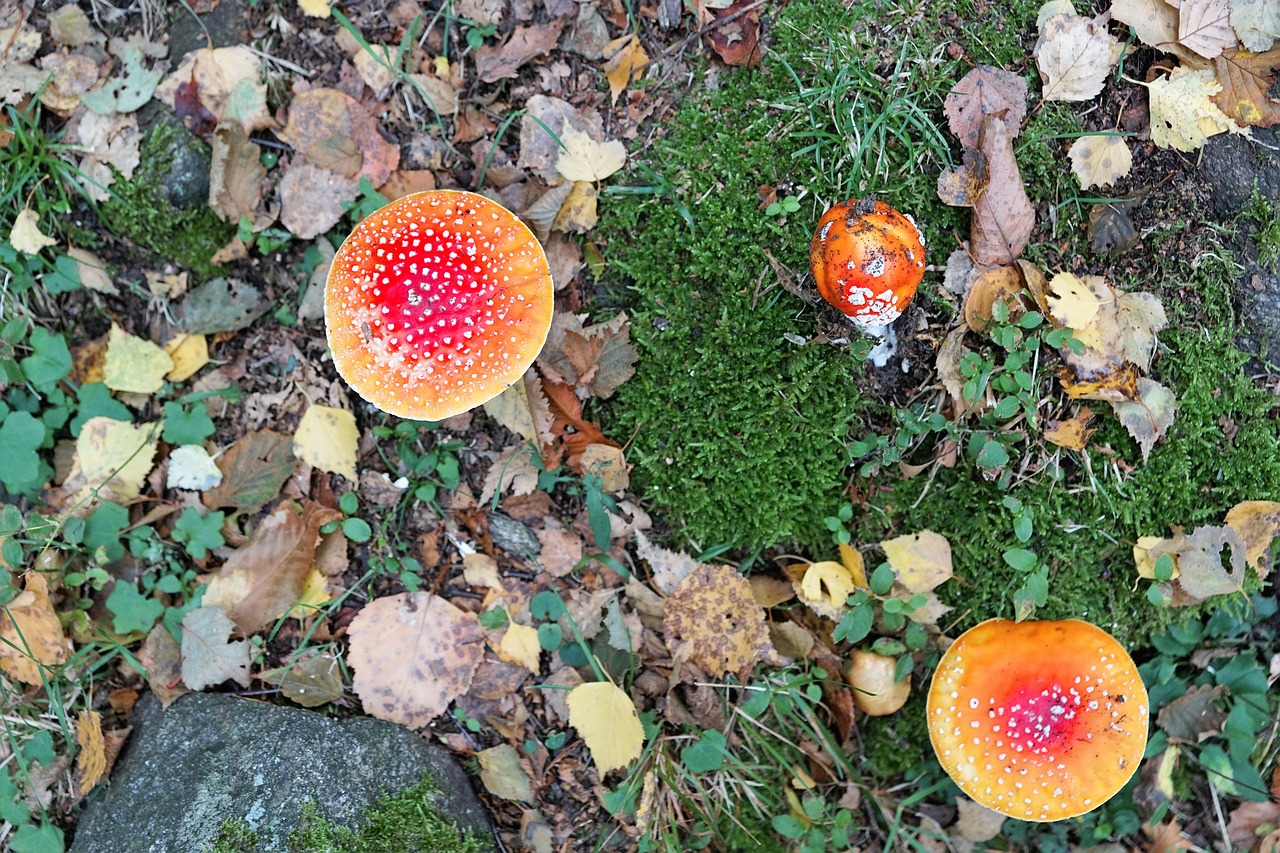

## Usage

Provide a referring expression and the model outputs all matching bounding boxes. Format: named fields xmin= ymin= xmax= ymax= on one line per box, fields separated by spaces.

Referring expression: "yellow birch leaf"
xmin=284 ymin=567 xmax=331 ymax=619
xmin=602 ymin=33 xmax=649 ymax=105
xmin=1224 ymin=500 xmax=1280 ymax=573
xmin=838 ymin=542 xmax=869 ymax=588
xmin=164 ymin=333 xmax=209 ymax=382
xmin=1146 ymin=66 xmax=1241 ymax=151
xmin=10 ymin=208 xmax=56 ymax=254
xmin=881 ymin=530 xmax=953 ymax=593
xmin=796 ymin=561 xmax=856 ymax=619
xmin=298 ymin=0 xmax=332 ymax=17
xmin=556 ymin=130 xmax=627 ymax=183
xmin=1047 ymin=272 xmax=1101 ymax=329
xmin=552 ymin=181 xmax=598 ymax=233
xmin=566 ymin=680 xmax=645 ymax=773
xmin=497 ymin=623 xmax=542 ymax=675
xmin=75 ymin=710 xmax=107 ymax=796
xmin=0 ymin=572 xmax=70 ymax=684
xmin=1068 ymin=134 xmax=1133 ymax=189
xmin=482 ymin=380 xmax=537 ymax=443
xmin=73 ymin=417 xmax=160 ymax=502
xmin=104 ymin=324 xmax=174 ymax=394
xmin=293 ymin=405 xmax=359 ymax=481
xmin=1134 ymin=535 xmax=1180 ymax=579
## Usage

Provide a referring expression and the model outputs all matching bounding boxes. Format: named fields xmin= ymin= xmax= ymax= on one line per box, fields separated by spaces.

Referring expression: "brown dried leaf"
xmin=0 ymin=572 xmax=70 ymax=684
xmin=971 ymin=115 xmax=1035 ymax=265
xmin=964 ymin=265 xmax=1026 ymax=332
xmin=603 ymin=32 xmax=649 ymax=105
xmin=1142 ymin=818 xmax=1195 ymax=853
xmin=203 ymin=500 xmax=343 ymax=635
xmin=944 ymin=65 xmax=1028 ymax=147
xmin=475 ymin=21 xmax=565 ymax=83
xmin=936 ymin=148 xmax=989 ymax=207
xmin=156 ymin=46 xmax=270 ymax=132
xmin=1224 ymin=500 xmax=1280 ymax=573
xmin=348 ymin=592 xmax=486 ymax=728
xmin=538 ymin=312 xmax=637 ymax=399
xmin=1156 ymin=683 xmax=1226 ymax=742
xmin=138 ymin=624 xmax=187 ymax=707
xmin=180 ymin=606 xmax=252 ymax=691
xmin=663 ymin=563 xmax=780 ymax=678
xmin=635 ymin=529 xmax=699 ymax=595
xmin=203 ymin=430 xmax=299 ymax=513
xmin=1226 ymin=800 xmax=1280 ymax=851
xmin=278 ymin=162 xmax=360 ymax=240
xmin=955 ymin=797 xmax=1006 ymax=842
xmin=261 ymin=652 xmax=345 ymax=707
xmin=705 ymin=0 xmax=764 ymax=67
xmin=209 ymin=121 xmax=270 ymax=228
xmin=1213 ymin=48 xmax=1280 ymax=126
xmin=279 ymin=87 xmax=399 ymax=186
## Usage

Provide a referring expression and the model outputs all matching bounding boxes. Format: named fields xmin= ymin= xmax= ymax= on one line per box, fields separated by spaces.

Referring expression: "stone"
xmin=166 ymin=0 xmax=252 ymax=63
xmin=1200 ymin=126 xmax=1280 ymax=217
xmin=70 ymin=692 xmax=493 ymax=852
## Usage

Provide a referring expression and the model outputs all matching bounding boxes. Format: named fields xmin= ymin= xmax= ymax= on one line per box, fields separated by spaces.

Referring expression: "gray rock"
xmin=1200 ymin=127 xmax=1280 ymax=217
xmin=488 ymin=512 xmax=541 ymax=557
xmin=70 ymin=693 xmax=494 ymax=853
xmin=166 ymin=0 xmax=251 ymax=63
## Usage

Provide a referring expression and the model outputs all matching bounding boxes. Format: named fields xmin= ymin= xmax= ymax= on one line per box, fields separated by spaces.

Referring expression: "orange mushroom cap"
xmin=927 ymin=619 xmax=1149 ymax=822
xmin=325 ymin=190 xmax=553 ymax=421
xmin=809 ymin=198 xmax=926 ymax=329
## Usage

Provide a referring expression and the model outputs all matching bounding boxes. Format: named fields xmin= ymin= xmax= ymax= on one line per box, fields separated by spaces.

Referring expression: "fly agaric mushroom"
xmin=927 ymin=619 xmax=1148 ymax=822
xmin=809 ymin=198 xmax=926 ymax=330
xmin=325 ymin=190 xmax=554 ymax=421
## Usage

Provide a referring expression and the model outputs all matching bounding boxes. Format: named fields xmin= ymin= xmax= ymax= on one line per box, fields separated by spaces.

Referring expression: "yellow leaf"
xmin=602 ymin=33 xmax=649 ymax=105
xmin=664 ymin=563 xmax=779 ymax=676
xmin=580 ymin=443 xmax=628 ymax=493
xmin=1224 ymin=500 xmax=1280 ymax=573
xmin=73 ymin=417 xmax=160 ymax=502
xmin=1043 ymin=408 xmax=1096 ymax=451
xmin=497 ymin=623 xmax=542 ymax=675
xmin=1068 ymin=134 xmax=1133 ymax=189
xmin=552 ymin=181 xmax=598 ymax=233
xmin=164 ymin=333 xmax=209 ymax=382
xmin=104 ymin=324 xmax=174 ymax=394
xmin=75 ymin=710 xmax=107 ymax=796
xmin=796 ymin=561 xmax=856 ymax=619
xmin=293 ymin=404 xmax=359 ymax=481
xmin=0 ymin=572 xmax=70 ymax=684
xmin=566 ymin=681 xmax=645 ymax=773
xmin=298 ymin=0 xmax=332 ymax=17
xmin=1047 ymin=272 xmax=1101 ymax=329
xmin=1134 ymin=535 xmax=1180 ymax=579
xmin=555 ymin=130 xmax=627 ymax=183
xmin=838 ymin=542 xmax=869 ymax=588
xmin=881 ymin=530 xmax=953 ymax=594
xmin=10 ymin=208 xmax=57 ymax=254
xmin=482 ymin=380 xmax=537 ymax=443
xmin=67 ymin=246 xmax=116 ymax=295
xmin=284 ymin=566 xmax=331 ymax=619
xmin=1145 ymin=66 xmax=1241 ymax=152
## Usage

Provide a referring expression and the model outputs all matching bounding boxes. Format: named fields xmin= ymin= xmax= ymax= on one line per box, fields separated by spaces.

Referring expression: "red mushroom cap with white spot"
xmin=927 ymin=619 xmax=1148 ymax=822
xmin=809 ymin=198 xmax=926 ymax=329
xmin=325 ymin=190 xmax=553 ymax=420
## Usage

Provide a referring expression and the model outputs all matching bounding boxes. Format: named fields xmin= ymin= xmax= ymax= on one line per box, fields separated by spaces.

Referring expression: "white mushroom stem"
xmin=862 ymin=321 xmax=898 ymax=368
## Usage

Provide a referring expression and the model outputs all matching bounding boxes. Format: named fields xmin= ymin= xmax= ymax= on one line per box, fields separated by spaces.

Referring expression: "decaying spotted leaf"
xmin=663 ymin=563 xmax=780 ymax=678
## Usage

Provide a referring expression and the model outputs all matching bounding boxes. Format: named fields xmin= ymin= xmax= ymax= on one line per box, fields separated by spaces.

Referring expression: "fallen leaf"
xmin=73 ymin=111 xmax=143 ymax=202
xmin=104 ymin=324 xmax=174 ymax=394
xmin=482 ymin=376 xmax=538 ymax=443
xmin=1143 ymin=525 xmax=1249 ymax=603
xmin=1223 ymin=499 xmax=1280 ymax=572
xmin=635 ymin=529 xmax=699 ymax=595
xmin=180 ymin=606 xmax=252 ymax=691
xmin=138 ymin=624 xmax=187 ymax=707
xmin=1135 ymin=534 xmax=1182 ymax=579
xmin=1226 ymin=800 xmax=1280 ymax=851
xmin=795 ymin=561 xmax=856 ymax=619
xmin=1035 ymin=12 xmax=1121 ymax=101
xmin=478 ymin=445 xmax=540 ymax=506
xmin=10 ymin=208 xmax=56 ymax=254
xmin=69 ymin=417 xmax=159 ymax=503
xmin=50 ymin=5 xmax=98 ymax=46
xmin=556 ymin=129 xmax=627 ymax=183
xmin=1178 ymin=0 xmax=1237 ymax=57
xmin=167 ymin=445 xmax=224 ymax=491
xmin=353 ymin=44 xmax=397 ymax=98
xmin=497 ymin=623 xmax=542 ymax=675
xmin=1047 ymin=271 xmax=1101 ymax=328
xmin=478 ymin=743 xmax=534 ymax=802
xmin=1230 ymin=0 xmax=1280 ymax=51
xmin=1213 ymin=48 xmax=1280 ymax=127
xmin=298 ymin=0 xmax=332 ymax=16
xmin=882 ymin=531 xmax=953 ymax=593
xmin=67 ymin=247 xmax=116 ymax=295
xmin=1146 ymin=66 xmax=1243 ymax=151
xmin=1156 ymin=683 xmax=1226 ymax=742
xmin=1112 ymin=377 xmax=1176 ymax=461
xmin=1043 ymin=408 xmax=1096 ymax=450
xmin=75 ymin=710 xmax=107 ymax=796
xmin=705 ymin=0 xmax=764 ymax=66
xmin=971 ymin=115 xmax=1035 ymax=265
xmin=1069 ymin=134 xmax=1134 ymax=188
xmin=164 ymin=333 xmax=209 ymax=382
xmin=566 ymin=680 xmax=645 ymax=773
xmin=209 ymin=122 xmax=271 ymax=228
xmin=475 ymin=21 xmax=565 ymax=83
xmin=156 ymin=46 xmax=271 ymax=133
xmin=348 ymin=591 xmax=486 ymax=728
xmin=1113 ymin=0 xmax=1182 ymax=53
xmin=279 ymin=87 xmax=399 ymax=186
xmin=537 ymin=312 xmax=638 ymax=399
xmin=278 ymin=162 xmax=361 ymax=240
xmin=261 ymin=652 xmax=344 ymax=707
xmin=283 ymin=566 xmax=330 ymax=620
xmin=663 ymin=563 xmax=780 ymax=678
xmin=0 ymin=572 xmax=70 ymax=684
xmin=203 ymin=430 xmax=300 ymax=513
xmin=943 ymin=65 xmax=1028 ymax=147
xmin=580 ymin=443 xmax=628 ymax=493
xmin=963 ymin=265 xmax=1026 ymax=333
xmin=955 ymin=796 xmax=1006 ymax=841
xmin=293 ymin=404 xmax=359 ymax=482
xmin=202 ymin=500 xmax=342 ymax=635
xmin=936 ymin=148 xmax=990 ymax=207
xmin=603 ymin=32 xmax=649 ymax=105
xmin=1143 ymin=818 xmax=1195 ymax=853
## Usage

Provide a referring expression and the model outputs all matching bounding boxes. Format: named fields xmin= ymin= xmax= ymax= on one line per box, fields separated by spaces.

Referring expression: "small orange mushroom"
xmin=927 ymin=619 xmax=1148 ymax=822
xmin=809 ymin=198 xmax=926 ymax=330
xmin=325 ymin=190 xmax=554 ymax=421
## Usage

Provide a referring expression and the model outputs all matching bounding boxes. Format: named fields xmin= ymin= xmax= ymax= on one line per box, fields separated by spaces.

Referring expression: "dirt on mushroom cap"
xmin=324 ymin=189 xmax=554 ymax=421
xmin=926 ymin=618 xmax=1149 ymax=823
